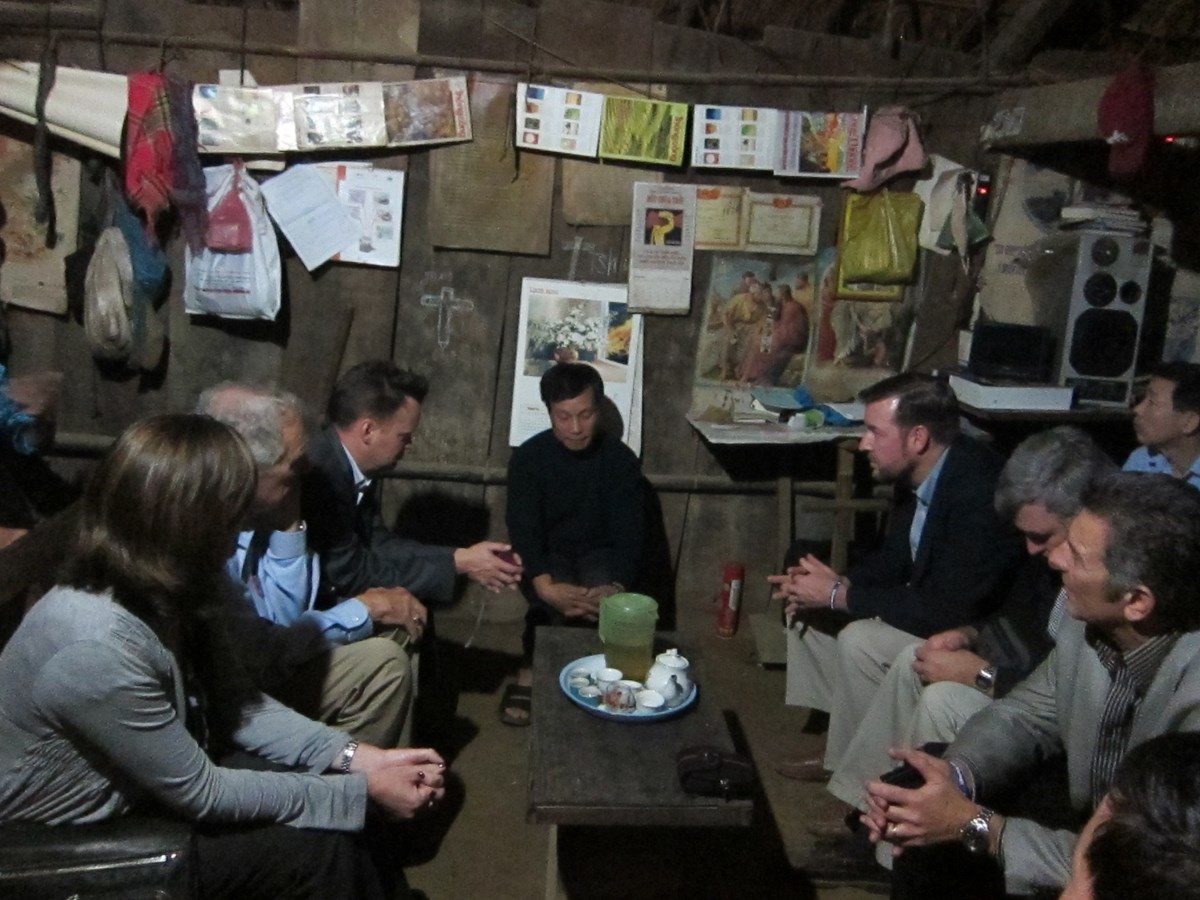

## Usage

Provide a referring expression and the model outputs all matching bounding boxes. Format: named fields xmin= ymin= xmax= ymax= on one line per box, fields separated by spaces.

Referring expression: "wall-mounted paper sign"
xmin=776 ymin=108 xmax=867 ymax=179
xmin=315 ymin=164 xmax=406 ymax=268
xmin=694 ymin=185 xmax=747 ymax=251
xmin=599 ymin=96 xmax=688 ymax=166
xmin=292 ymin=82 xmax=387 ymax=150
xmin=193 ymin=84 xmax=280 ymax=154
xmin=516 ymin=83 xmax=603 ymax=157
xmin=628 ymin=182 xmax=696 ymax=314
xmin=745 ymin=193 xmax=822 ymax=255
xmin=382 ymin=76 xmax=472 ymax=147
xmin=691 ymin=105 xmax=778 ymax=171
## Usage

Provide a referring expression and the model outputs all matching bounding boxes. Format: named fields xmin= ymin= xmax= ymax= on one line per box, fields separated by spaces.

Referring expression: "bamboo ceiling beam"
xmin=986 ymin=0 xmax=1075 ymax=71
xmin=0 ymin=24 xmax=1046 ymax=92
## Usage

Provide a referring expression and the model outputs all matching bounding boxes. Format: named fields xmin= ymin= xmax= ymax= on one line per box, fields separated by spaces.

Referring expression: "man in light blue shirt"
xmin=201 ymin=384 xmax=424 ymax=748
xmin=1123 ymin=362 xmax=1200 ymax=489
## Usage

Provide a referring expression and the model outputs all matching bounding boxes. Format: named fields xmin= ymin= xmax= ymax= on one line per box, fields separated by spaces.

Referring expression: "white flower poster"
xmin=509 ymin=278 xmax=644 ymax=453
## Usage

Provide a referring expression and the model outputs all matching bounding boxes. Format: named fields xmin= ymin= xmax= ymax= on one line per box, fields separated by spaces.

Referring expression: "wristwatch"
xmin=960 ymin=806 xmax=995 ymax=855
xmin=974 ymin=664 xmax=997 ymax=694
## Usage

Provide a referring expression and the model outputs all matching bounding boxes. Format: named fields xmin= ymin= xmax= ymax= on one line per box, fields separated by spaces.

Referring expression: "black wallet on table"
xmin=676 ymin=745 xmax=755 ymax=799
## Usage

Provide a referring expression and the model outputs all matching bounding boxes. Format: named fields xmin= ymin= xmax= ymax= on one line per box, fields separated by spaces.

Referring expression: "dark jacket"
xmin=846 ymin=436 xmax=1022 ymax=638
xmin=301 ymin=427 xmax=456 ymax=603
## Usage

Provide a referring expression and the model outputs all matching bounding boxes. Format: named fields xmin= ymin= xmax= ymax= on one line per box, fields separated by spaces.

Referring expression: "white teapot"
xmin=644 ymin=648 xmax=692 ymax=708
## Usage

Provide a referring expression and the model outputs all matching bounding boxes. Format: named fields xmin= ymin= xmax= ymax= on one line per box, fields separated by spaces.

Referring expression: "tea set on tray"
xmin=560 ymin=648 xmax=695 ymax=720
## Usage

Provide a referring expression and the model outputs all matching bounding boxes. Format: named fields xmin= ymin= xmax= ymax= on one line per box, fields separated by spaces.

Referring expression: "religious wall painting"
xmin=803 ymin=246 xmax=910 ymax=401
xmin=693 ymin=254 xmax=818 ymax=390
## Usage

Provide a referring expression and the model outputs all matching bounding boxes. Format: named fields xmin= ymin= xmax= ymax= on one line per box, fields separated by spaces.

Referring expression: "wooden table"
xmin=528 ymin=627 xmax=753 ymax=899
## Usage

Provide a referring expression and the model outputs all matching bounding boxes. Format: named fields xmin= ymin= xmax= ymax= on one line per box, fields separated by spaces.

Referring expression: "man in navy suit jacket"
xmin=770 ymin=373 xmax=1023 ymax=770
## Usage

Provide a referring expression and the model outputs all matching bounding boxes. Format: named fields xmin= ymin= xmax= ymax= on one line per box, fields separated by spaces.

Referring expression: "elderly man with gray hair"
xmin=803 ymin=428 xmax=1116 ymax=805
xmin=199 ymin=383 xmax=424 ymax=748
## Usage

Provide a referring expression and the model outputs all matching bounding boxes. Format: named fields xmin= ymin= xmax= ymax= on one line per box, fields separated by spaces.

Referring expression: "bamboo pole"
xmin=0 ymin=24 xmax=1046 ymax=92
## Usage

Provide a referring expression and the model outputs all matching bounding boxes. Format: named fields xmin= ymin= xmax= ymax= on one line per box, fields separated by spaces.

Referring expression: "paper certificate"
xmin=692 ymin=105 xmax=778 ymax=170
xmin=516 ymin=82 xmax=603 ymax=157
xmin=510 ymin=278 xmax=644 ymax=452
xmin=382 ymin=77 xmax=471 ymax=147
xmin=193 ymin=84 xmax=280 ymax=154
xmin=694 ymin=185 xmax=748 ymax=250
xmin=598 ymin=96 xmax=688 ymax=166
xmin=744 ymin=193 xmax=822 ymax=255
xmin=776 ymin=109 xmax=867 ymax=179
xmin=628 ymin=182 xmax=696 ymax=314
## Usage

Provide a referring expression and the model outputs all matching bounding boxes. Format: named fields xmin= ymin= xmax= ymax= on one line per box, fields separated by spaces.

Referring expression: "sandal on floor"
xmin=499 ymin=683 xmax=532 ymax=727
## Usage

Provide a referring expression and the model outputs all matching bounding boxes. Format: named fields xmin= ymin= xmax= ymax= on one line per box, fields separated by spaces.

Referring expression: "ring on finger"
xmin=886 ymin=823 xmax=900 ymax=839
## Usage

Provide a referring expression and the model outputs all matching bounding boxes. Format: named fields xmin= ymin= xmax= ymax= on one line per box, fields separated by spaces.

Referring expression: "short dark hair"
xmin=1082 ymin=471 xmax=1200 ymax=631
xmin=994 ymin=426 xmax=1116 ymax=521
xmin=327 ymin=360 xmax=429 ymax=429
xmin=1152 ymin=361 xmax=1200 ymax=416
xmin=858 ymin=373 xmax=960 ymax=445
xmin=539 ymin=362 xmax=604 ymax=409
xmin=1088 ymin=732 xmax=1200 ymax=900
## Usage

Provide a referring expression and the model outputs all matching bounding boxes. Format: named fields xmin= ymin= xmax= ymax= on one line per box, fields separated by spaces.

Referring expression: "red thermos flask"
xmin=717 ymin=561 xmax=745 ymax=638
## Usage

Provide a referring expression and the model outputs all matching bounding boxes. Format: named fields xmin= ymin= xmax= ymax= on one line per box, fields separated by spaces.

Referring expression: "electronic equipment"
xmin=1032 ymin=231 xmax=1153 ymax=407
xmin=967 ymin=323 xmax=1056 ymax=382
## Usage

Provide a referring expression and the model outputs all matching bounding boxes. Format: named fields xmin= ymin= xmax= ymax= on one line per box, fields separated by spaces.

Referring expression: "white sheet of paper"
xmin=260 ymin=165 xmax=358 ymax=271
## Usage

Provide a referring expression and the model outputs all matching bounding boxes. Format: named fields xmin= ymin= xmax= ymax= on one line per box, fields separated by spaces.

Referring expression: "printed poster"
xmin=691 ymin=105 xmax=778 ymax=171
xmin=510 ymin=279 xmax=644 ymax=453
xmin=776 ymin=109 xmax=867 ymax=179
xmin=291 ymin=82 xmax=387 ymax=150
xmin=382 ymin=76 xmax=471 ymax=147
xmin=193 ymin=84 xmax=280 ymax=154
xmin=807 ymin=247 xmax=909 ymax=401
xmin=745 ymin=193 xmax=821 ymax=255
xmin=598 ymin=96 xmax=688 ymax=166
xmin=516 ymin=83 xmax=603 ymax=157
xmin=315 ymin=163 xmax=405 ymax=267
xmin=693 ymin=255 xmax=818 ymax=391
xmin=628 ymin=182 xmax=696 ymax=314
xmin=695 ymin=185 xmax=747 ymax=251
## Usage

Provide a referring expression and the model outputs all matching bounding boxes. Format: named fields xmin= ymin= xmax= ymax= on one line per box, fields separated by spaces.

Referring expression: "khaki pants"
xmin=271 ymin=631 xmax=417 ymax=748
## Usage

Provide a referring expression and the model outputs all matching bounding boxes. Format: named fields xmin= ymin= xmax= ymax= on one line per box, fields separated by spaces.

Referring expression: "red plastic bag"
xmin=204 ymin=161 xmax=253 ymax=252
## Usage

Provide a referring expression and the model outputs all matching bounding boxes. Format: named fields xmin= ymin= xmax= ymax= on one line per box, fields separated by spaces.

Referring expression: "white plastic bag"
xmin=184 ymin=164 xmax=281 ymax=319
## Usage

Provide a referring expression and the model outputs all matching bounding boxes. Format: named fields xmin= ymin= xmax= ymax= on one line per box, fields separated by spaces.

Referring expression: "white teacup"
xmin=596 ymin=667 xmax=623 ymax=694
xmin=635 ymin=689 xmax=665 ymax=713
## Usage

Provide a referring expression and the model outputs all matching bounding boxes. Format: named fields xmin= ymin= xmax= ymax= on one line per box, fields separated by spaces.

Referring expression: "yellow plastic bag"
xmin=839 ymin=190 xmax=924 ymax=284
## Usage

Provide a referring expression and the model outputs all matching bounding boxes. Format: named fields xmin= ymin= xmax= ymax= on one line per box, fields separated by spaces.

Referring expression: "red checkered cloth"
xmin=124 ymin=72 xmax=175 ymax=243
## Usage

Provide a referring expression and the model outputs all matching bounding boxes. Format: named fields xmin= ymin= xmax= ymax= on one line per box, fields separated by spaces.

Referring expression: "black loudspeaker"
xmin=1055 ymin=232 xmax=1152 ymax=406
xmin=968 ymin=323 xmax=1056 ymax=382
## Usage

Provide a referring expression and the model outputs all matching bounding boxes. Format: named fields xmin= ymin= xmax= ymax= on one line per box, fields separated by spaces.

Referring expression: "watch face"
xmin=975 ymin=666 xmax=996 ymax=692
xmin=961 ymin=812 xmax=992 ymax=854
xmin=963 ymin=825 xmax=988 ymax=854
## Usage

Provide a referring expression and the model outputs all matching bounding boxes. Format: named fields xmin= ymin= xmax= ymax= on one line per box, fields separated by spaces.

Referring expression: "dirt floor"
xmin=398 ymin=602 xmax=891 ymax=900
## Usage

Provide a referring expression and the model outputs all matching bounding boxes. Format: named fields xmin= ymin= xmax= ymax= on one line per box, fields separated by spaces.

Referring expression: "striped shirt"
xmin=1087 ymin=628 xmax=1180 ymax=805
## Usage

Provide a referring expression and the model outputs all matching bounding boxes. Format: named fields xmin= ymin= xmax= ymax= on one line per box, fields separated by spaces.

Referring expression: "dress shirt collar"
xmin=914 ymin=443 xmax=949 ymax=509
xmin=1087 ymin=627 xmax=1180 ymax=695
xmin=339 ymin=439 xmax=371 ymax=498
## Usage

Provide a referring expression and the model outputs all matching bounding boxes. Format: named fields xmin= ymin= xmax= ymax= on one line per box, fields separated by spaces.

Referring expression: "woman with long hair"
xmin=0 ymin=414 xmax=444 ymax=898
